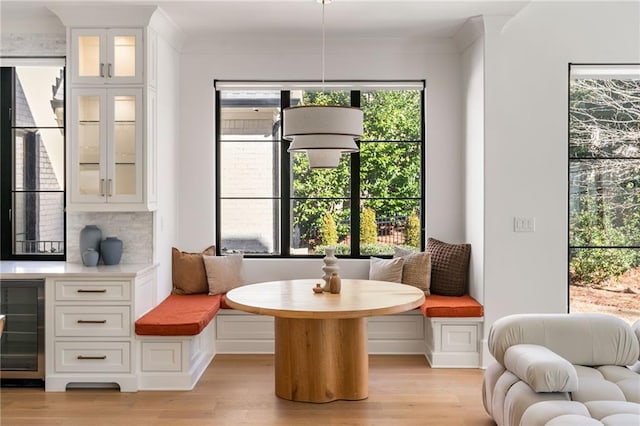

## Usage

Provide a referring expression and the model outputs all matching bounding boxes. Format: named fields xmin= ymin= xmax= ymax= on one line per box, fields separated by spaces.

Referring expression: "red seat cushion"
xmin=220 ymin=293 xmax=233 ymax=309
xmin=135 ymin=294 xmax=221 ymax=336
xmin=420 ymin=294 xmax=483 ymax=317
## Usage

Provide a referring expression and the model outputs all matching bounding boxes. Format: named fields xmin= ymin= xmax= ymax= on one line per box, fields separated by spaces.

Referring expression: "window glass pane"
xmin=291 ymin=152 xmax=350 ymax=199
xmin=220 ymin=140 xmax=280 ymax=198
xmin=293 ymin=90 xmax=350 ymax=107
xmin=291 ymin=199 xmax=351 ymax=256
xmin=14 ymin=67 xmax=64 ymax=128
xmin=359 ymin=199 xmax=421 ymax=256
xmin=569 ymin=159 xmax=640 ymax=247
xmin=220 ymin=91 xmax=280 ymax=141
xmin=360 ymin=141 xmax=421 ymax=199
xmin=13 ymin=129 xmax=65 ymax=191
xmin=569 ymin=247 xmax=640 ymax=323
xmin=220 ymin=199 xmax=279 ymax=255
xmin=361 ymin=90 xmax=421 ymax=141
xmin=570 ymin=79 xmax=640 ymax=158
xmin=12 ymin=192 xmax=64 ymax=255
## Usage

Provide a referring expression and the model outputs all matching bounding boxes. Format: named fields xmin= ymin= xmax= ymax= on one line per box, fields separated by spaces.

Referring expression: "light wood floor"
xmin=0 ymin=355 xmax=495 ymax=426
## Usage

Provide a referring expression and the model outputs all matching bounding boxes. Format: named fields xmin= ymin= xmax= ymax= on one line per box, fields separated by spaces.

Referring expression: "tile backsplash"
xmin=67 ymin=212 xmax=153 ymax=264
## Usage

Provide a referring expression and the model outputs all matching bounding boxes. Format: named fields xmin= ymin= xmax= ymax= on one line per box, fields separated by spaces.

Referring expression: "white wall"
xmin=460 ymin=29 xmax=485 ymax=304
xmin=177 ymin=37 xmax=465 ymax=251
xmin=153 ymin=29 xmax=181 ymax=300
xmin=480 ymin=1 xmax=640 ymax=365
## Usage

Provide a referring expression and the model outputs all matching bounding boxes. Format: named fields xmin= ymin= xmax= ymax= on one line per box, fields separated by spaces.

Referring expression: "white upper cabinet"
xmin=71 ymin=28 xmax=143 ymax=85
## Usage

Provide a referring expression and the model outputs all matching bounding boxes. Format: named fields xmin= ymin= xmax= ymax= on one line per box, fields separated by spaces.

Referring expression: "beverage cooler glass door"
xmin=0 ymin=280 xmax=45 ymax=380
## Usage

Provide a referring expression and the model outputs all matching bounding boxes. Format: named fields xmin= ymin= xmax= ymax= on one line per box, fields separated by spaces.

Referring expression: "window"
xmin=568 ymin=64 xmax=640 ymax=323
xmin=216 ymin=81 xmax=425 ymax=257
xmin=0 ymin=60 xmax=66 ymax=260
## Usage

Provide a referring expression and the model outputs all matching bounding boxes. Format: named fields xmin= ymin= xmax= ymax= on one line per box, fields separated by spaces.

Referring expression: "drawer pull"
xmin=77 ymin=355 xmax=107 ymax=360
xmin=77 ymin=289 xmax=107 ymax=293
xmin=77 ymin=320 xmax=107 ymax=324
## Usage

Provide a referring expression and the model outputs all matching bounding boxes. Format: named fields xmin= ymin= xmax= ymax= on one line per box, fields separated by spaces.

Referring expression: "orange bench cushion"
xmin=135 ymin=294 xmax=221 ymax=336
xmin=420 ymin=294 xmax=483 ymax=318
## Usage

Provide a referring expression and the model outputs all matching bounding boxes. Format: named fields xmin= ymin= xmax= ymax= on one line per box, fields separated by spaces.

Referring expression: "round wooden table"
xmin=225 ymin=279 xmax=425 ymax=403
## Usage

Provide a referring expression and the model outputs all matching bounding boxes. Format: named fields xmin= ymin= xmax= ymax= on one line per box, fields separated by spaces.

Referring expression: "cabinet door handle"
xmin=100 ymin=178 xmax=106 ymax=197
xmin=107 ymin=179 xmax=113 ymax=197
xmin=77 ymin=319 xmax=107 ymax=324
xmin=77 ymin=355 xmax=107 ymax=360
xmin=77 ymin=289 xmax=107 ymax=293
xmin=100 ymin=63 xmax=105 ymax=78
xmin=107 ymin=63 xmax=112 ymax=78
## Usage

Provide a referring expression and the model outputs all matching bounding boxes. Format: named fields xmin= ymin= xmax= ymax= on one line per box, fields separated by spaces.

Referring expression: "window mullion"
xmin=281 ymin=91 xmax=291 ymax=256
xmin=351 ymin=90 xmax=361 ymax=257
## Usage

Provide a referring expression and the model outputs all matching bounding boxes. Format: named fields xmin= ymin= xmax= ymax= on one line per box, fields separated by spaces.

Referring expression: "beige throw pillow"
xmin=394 ymin=247 xmax=432 ymax=295
xmin=171 ymin=245 xmax=216 ymax=295
xmin=203 ymin=254 xmax=244 ymax=295
xmin=369 ymin=257 xmax=404 ymax=283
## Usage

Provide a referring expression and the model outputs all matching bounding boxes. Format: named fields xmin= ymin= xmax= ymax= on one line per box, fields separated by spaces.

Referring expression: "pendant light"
xmin=282 ymin=0 xmax=363 ymax=169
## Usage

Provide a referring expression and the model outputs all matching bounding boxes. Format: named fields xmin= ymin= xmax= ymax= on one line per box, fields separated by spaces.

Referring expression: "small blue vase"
xmin=100 ymin=237 xmax=123 ymax=265
xmin=82 ymin=248 xmax=99 ymax=267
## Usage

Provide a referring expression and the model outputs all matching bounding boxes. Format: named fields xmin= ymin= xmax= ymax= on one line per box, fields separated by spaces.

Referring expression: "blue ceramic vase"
xmin=100 ymin=236 xmax=123 ymax=265
xmin=80 ymin=225 xmax=102 ymax=261
xmin=82 ymin=248 xmax=99 ymax=267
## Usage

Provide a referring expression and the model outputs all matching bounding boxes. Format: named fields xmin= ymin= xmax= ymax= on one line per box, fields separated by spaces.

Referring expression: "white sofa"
xmin=482 ymin=313 xmax=640 ymax=426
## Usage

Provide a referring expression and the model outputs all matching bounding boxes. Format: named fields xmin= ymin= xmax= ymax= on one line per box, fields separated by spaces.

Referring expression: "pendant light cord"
xmin=321 ymin=0 xmax=326 ymax=93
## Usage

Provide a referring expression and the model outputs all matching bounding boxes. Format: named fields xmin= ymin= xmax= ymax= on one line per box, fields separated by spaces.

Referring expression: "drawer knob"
xmin=77 ymin=355 xmax=107 ymax=360
xmin=77 ymin=320 xmax=107 ymax=324
xmin=77 ymin=289 xmax=107 ymax=293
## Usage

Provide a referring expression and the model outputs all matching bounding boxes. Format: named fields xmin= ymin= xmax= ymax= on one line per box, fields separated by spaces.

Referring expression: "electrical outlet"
xmin=514 ymin=216 xmax=535 ymax=232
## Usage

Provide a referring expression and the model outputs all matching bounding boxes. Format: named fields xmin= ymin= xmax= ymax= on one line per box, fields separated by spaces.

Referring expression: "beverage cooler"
xmin=0 ymin=279 xmax=45 ymax=382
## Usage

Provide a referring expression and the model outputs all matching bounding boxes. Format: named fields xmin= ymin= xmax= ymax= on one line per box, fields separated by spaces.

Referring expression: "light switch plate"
xmin=514 ymin=216 xmax=535 ymax=232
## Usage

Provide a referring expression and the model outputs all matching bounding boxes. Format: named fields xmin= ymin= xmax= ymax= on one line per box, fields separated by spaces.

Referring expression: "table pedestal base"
xmin=274 ymin=317 xmax=368 ymax=403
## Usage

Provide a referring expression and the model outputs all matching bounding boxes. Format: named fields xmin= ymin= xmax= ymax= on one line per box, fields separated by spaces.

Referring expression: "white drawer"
xmin=54 ymin=341 xmax=130 ymax=373
xmin=55 ymin=306 xmax=130 ymax=337
xmin=55 ymin=280 xmax=131 ymax=302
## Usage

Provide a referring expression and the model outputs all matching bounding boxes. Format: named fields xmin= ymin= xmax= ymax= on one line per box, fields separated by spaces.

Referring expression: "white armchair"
xmin=482 ymin=313 xmax=640 ymax=426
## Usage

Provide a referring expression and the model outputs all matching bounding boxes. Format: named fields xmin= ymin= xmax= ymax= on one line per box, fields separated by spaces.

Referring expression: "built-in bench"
xmin=135 ymin=294 xmax=221 ymax=390
xmin=134 ymin=290 xmax=483 ymax=390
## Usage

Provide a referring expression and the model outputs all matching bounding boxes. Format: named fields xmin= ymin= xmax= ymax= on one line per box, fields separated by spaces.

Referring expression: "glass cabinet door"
xmin=77 ymin=34 xmax=103 ymax=79
xmin=107 ymin=89 xmax=143 ymax=202
xmin=71 ymin=29 xmax=142 ymax=84
xmin=111 ymin=35 xmax=137 ymax=79
xmin=73 ymin=90 xmax=107 ymax=201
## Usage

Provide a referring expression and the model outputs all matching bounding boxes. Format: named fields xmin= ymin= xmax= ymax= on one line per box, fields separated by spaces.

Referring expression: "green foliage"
xmin=315 ymin=244 xmax=350 ymax=256
xmin=405 ymin=210 xmax=421 ymax=248
xmin=360 ymin=207 xmax=377 ymax=245
xmin=570 ymin=195 xmax=637 ymax=284
xmin=320 ymin=211 xmax=338 ymax=246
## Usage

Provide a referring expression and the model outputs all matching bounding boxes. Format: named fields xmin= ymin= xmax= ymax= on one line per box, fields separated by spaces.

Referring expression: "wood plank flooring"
xmin=0 ymin=355 xmax=495 ymax=426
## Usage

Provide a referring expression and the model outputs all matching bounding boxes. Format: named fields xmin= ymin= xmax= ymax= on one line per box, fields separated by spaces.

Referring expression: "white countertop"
xmin=0 ymin=261 xmax=156 ymax=279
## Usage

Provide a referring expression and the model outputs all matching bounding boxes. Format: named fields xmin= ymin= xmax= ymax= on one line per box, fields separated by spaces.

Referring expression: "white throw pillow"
xmin=369 ymin=257 xmax=404 ymax=283
xmin=203 ymin=254 xmax=244 ymax=295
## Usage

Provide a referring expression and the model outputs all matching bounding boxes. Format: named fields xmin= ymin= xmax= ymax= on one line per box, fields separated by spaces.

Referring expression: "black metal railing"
xmin=15 ymin=240 xmax=64 ymax=254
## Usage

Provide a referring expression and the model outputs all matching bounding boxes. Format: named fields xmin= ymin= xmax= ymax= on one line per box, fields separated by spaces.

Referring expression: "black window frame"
xmin=567 ymin=62 xmax=640 ymax=309
xmin=214 ymin=80 xmax=426 ymax=258
xmin=0 ymin=61 xmax=66 ymax=261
